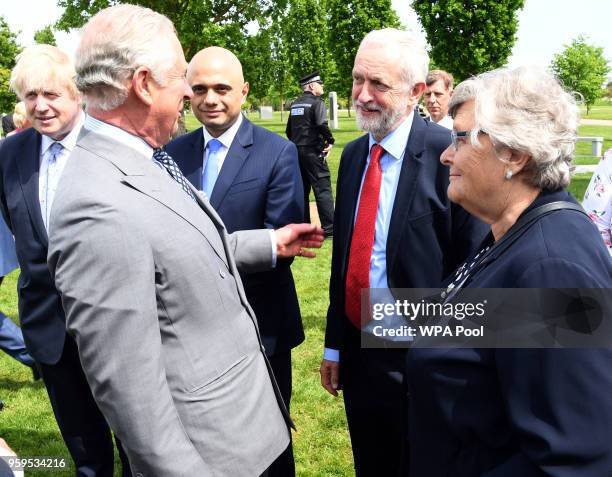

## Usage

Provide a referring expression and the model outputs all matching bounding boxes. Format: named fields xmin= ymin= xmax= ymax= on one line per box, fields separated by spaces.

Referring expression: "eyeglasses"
xmin=450 ymin=129 xmax=484 ymax=151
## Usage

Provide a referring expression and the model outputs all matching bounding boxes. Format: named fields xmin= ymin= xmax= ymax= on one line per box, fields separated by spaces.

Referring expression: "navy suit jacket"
xmin=0 ymin=128 xmax=66 ymax=364
xmin=325 ymin=114 xmax=488 ymax=350
xmin=407 ymin=189 xmax=612 ymax=476
xmin=167 ymin=118 xmax=305 ymax=355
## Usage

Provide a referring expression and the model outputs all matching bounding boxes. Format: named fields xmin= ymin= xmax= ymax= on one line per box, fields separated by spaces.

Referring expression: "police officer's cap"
xmin=299 ymin=71 xmax=323 ymax=86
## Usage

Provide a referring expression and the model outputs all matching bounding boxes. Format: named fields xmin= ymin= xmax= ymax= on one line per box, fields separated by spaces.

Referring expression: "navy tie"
xmin=152 ymin=148 xmax=196 ymax=201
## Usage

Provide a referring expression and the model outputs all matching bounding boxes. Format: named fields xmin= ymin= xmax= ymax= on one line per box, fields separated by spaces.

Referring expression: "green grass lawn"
xmin=580 ymin=99 xmax=612 ymax=121
xmin=0 ymin=109 xmax=597 ymax=476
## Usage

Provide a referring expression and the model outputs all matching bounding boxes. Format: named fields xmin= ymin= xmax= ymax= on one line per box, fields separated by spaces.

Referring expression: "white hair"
xmin=76 ymin=4 xmax=177 ymax=110
xmin=358 ymin=28 xmax=429 ymax=89
xmin=449 ymin=67 xmax=579 ymax=190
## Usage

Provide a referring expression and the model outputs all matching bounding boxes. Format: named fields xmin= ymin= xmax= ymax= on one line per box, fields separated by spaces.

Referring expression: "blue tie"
xmin=202 ymin=139 xmax=222 ymax=196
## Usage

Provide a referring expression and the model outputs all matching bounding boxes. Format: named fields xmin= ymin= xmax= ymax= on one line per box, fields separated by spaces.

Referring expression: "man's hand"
xmin=320 ymin=359 xmax=340 ymax=396
xmin=275 ymin=223 xmax=324 ymax=258
xmin=0 ymin=437 xmax=16 ymax=456
xmin=322 ymin=144 xmax=333 ymax=156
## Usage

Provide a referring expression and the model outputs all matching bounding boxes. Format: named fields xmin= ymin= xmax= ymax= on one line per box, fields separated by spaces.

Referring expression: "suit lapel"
xmin=209 ymin=118 xmax=253 ymax=209
xmin=182 ymin=130 xmax=205 ymax=190
xmin=386 ymin=115 xmax=427 ymax=268
xmin=339 ymin=135 xmax=369 ymax=278
xmin=77 ymin=129 xmax=229 ymax=267
xmin=16 ymin=131 xmax=48 ymax=244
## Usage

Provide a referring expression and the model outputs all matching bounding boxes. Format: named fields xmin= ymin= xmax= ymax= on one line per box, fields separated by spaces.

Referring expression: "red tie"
xmin=345 ymin=144 xmax=384 ymax=329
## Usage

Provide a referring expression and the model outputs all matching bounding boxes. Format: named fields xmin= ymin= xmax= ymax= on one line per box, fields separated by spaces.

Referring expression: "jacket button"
xmin=219 ymin=269 xmax=226 ymax=278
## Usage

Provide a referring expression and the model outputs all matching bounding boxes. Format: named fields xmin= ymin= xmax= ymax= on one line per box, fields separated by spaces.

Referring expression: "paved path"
xmin=581 ymin=119 xmax=612 ymax=126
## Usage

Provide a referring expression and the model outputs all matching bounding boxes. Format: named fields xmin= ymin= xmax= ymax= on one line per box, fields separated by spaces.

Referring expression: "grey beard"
xmin=355 ymin=101 xmax=409 ymax=139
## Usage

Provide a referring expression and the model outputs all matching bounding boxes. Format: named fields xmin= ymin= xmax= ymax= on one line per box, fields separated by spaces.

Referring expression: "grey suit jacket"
xmin=47 ymin=128 xmax=290 ymax=477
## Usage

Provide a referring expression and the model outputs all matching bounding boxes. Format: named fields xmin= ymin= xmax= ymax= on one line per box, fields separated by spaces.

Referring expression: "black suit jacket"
xmin=0 ymin=128 xmax=66 ymax=364
xmin=167 ymin=118 xmax=305 ymax=355
xmin=325 ymin=114 xmax=488 ymax=350
xmin=407 ymin=189 xmax=612 ymax=476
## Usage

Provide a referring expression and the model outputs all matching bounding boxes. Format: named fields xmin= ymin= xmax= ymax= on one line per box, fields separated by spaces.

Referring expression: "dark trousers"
xmin=39 ymin=335 xmax=132 ymax=477
xmin=341 ymin=328 xmax=408 ymax=477
xmin=266 ymin=350 xmax=295 ymax=477
xmin=297 ymin=146 xmax=334 ymax=236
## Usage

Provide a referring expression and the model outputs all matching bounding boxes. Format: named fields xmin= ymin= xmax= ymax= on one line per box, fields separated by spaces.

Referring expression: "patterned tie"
xmin=345 ymin=144 xmax=384 ymax=329
xmin=152 ymin=147 xmax=196 ymax=201
xmin=44 ymin=142 xmax=64 ymax=231
xmin=202 ymin=139 xmax=222 ymax=196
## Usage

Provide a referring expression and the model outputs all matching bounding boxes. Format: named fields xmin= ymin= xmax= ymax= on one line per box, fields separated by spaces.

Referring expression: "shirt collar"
xmin=368 ymin=110 xmax=414 ymax=160
xmin=84 ymin=115 xmax=153 ymax=159
xmin=202 ymin=113 xmax=243 ymax=150
xmin=40 ymin=111 xmax=85 ymax=156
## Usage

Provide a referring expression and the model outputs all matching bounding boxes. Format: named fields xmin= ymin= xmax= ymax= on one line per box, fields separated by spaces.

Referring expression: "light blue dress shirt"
xmin=324 ymin=112 xmax=414 ymax=362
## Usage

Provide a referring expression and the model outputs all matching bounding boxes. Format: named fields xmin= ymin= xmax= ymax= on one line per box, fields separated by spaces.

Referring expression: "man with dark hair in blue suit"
xmin=166 ymin=46 xmax=304 ymax=477
xmin=319 ymin=29 xmax=488 ymax=477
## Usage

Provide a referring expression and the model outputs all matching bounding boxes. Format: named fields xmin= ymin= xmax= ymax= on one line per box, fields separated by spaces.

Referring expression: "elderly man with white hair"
xmin=46 ymin=5 xmax=323 ymax=476
xmin=319 ymin=28 xmax=487 ymax=476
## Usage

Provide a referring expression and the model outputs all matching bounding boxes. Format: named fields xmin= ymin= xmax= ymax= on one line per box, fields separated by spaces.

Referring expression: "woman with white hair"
xmin=406 ymin=67 xmax=612 ymax=476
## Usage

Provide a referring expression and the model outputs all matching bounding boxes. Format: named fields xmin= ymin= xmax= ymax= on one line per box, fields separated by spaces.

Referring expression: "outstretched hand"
xmin=275 ymin=223 xmax=325 ymax=258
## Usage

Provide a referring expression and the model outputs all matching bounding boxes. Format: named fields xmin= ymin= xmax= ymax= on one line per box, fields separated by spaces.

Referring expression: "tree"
xmin=327 ymin=0 xmax=400 ymax=114
xmin=57 ymin=0 xmax=288 ymax=60
xmin=34 ymin=25 xmax=57 ymax=46
xmin=551 ymin=36 xmax=611 ymax=114
xmin=412 ymin=0 xmax=524 ymax=81
xmin=284 ymin=0 xmax=330 ymax=81
xmin=0 ymin=16 xmax=21 ymax=113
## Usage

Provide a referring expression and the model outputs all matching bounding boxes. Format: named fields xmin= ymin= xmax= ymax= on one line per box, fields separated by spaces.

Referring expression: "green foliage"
xmin=284 ymin=0 xmax=330 ymax=81
xmin=0 ymin=16 xmax=21 ymax=113
xmin=327 ymin=0 xmax=401 ymax=106
xmin=412 ymin=0 xmax=525 ymax=81
xmin=56 ymin=0 xmax=287 ymax=59
xmin=551 ymin=36 xmax=611 ymax=115
xmin=34 ymin=25 xmax=57 ymax=46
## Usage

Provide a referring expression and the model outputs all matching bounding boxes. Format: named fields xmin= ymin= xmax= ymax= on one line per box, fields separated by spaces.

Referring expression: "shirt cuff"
xmin=323 ymin=347 xmax=339 ymax=362
xmin=268 ymin=229 xmax=277 ymax=268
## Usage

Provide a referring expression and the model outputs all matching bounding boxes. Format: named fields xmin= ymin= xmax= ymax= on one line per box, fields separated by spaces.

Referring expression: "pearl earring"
xmin=505 ymin=169 xmax=513 ymax=180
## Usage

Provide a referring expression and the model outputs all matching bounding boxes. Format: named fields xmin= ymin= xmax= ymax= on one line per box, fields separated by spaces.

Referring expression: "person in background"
xmin=0 ymin=212 xmax=36 ymax=375
xmin=424 ymin=69 xmax=454 ymax=129
xmin=407 ymin=66 xmax=612 ymax=476
xmin=0 ymin=44 xmax=131 ymax=476
xmin=6 ymin=103 xmax=30 ymax=137
xmin=583 ymin=148 xmax=612 ymax=255
xmin=1 ymin=114 xmax=14 ymax=138
xmin=286 ymin=71 xmax=335 ymax=238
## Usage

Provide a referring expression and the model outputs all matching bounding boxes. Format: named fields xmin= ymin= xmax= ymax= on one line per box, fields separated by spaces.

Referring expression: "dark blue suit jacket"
xmin=167 ymin=118 xmax=305 ymax=355
xmin=0 ymin=128 xmax=66 ymax=364
xmin=325 ymin=114 xmax=488 ymax=350
xmin=407 ymin=189 xmax=612 ymax=476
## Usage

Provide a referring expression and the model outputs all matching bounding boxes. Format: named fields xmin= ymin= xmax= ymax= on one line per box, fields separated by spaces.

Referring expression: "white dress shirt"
xmin=39 ymin=111 xmax=85 ymax=231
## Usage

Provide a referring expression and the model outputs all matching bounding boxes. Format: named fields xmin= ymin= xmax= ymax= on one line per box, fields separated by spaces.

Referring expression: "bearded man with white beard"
xmin=319 ymin=28 xmax=488 ymax=477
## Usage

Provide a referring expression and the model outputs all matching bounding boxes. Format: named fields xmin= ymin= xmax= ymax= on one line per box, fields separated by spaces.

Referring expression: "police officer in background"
xmin=286 ymin=72 xmax=335 ymax=238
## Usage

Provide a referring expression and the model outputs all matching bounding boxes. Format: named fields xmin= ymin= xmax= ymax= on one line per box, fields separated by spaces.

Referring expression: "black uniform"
xmin=286 ymin=91 xmax=335 ymax=236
